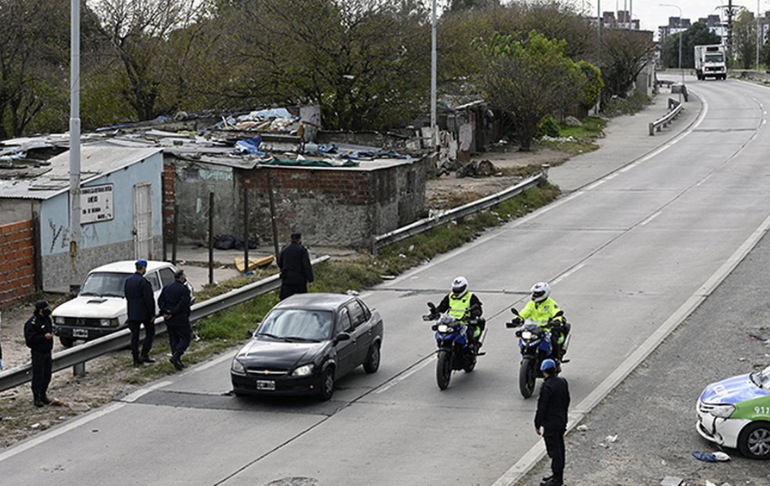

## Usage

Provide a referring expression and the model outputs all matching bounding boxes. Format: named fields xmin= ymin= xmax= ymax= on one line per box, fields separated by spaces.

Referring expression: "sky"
xmin=585 ymin=1 xmax=769 ymax=33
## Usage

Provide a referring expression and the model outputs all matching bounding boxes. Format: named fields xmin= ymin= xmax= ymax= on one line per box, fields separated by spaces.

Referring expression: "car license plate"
xmin=257 ymin=380 xmax=275 ymax=391
xmin=73 ymin=329 xmax=88 ymax=339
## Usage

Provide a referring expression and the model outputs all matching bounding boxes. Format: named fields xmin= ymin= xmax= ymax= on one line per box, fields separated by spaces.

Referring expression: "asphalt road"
xmin=2 ymin=78 xmax=770 ymax=486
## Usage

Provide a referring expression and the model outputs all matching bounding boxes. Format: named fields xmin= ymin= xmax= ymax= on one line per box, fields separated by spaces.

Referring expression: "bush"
xmin=604 ymin=90 xmax=651 ymax=117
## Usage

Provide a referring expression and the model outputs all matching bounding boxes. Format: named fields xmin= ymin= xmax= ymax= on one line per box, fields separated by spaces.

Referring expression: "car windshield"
xmin=705 ymin=54 xmax=723 ymax=63
xmin=80 ymin=272 xmax=129 ymax=298
xmin=752 ymin=366 xmax=770 ymax=389
xmin=257 ymin=309 xmax=333 ymax=342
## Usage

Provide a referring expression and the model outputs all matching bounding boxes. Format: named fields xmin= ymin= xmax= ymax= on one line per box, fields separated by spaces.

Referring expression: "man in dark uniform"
xmin=534 ymin=358 xmax=571 ymax=486
xmin=24 ymin=300 xmax=54 ymax=407
xmin=158 ymin=270 xmax=192 ymax=371
xmin=124 ymin=259 xmax=156 ymax=366
xmin=277 ymin=232 xmax=314 ymax=300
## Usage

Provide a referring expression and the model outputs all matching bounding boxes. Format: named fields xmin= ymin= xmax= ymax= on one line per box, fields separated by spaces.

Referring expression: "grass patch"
xmin=558 ymin=116 xmax=606 ymax=140
xmin=536 ymin=139 xmax=599 ymax=156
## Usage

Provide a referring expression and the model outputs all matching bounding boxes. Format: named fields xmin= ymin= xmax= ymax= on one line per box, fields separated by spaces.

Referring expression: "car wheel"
xmin=363 ymin=342 xmax=381 ymax=374
xmin=59 ymin=336 xmax=74 ymax=348
xmin=738 ymin=422 xmax=770 ymax=459
xmin=319 ymin=367 xmax=335 ymax=401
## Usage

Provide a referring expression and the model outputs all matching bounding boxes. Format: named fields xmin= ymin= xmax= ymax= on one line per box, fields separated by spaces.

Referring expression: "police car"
xmin=696 ymin=365 xmax=770 ymax=459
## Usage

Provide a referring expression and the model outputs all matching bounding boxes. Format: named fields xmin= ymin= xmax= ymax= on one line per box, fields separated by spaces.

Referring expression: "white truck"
xmin=694 ymin=44 xmax=727 ymax=80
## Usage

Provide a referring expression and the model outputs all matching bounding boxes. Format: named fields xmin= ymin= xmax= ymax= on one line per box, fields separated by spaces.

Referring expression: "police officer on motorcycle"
xmin=434 ymin=276 xmax=484 ymax=350
xmin=514 ymin=282 xmax=569 ymax=362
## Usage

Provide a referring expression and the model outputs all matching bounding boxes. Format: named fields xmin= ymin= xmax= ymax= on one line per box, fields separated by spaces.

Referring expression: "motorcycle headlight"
xmin=231 ymin=358 xmax=245 ymax=374
xmin=437 ymin=324 xmax=454 ymax=333
xmin=708 ymin=404 xmax=736 ymax=418
xmin=521 ymin=331 xmax=533 ymax=340
xmin=292 ymin=364 xmax=314 ymax=376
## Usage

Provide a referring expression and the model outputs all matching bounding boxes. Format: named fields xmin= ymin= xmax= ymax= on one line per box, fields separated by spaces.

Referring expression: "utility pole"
xmin=430 ymin=0 xmax=437 ymax=151
xmin=69 ymin=0 xmax=81 ymax=274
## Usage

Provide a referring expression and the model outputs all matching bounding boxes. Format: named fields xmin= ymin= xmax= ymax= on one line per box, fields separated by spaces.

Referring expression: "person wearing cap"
xmin=24 ymin=300 xmax=54 ymax=407
xmin=124 ymin=259 xmax=157 ymax=366
xmin=534 ymin=359 xmax=571 ymax=486
xmin=277 ymin=232 xmax=314 ymax=300
xmin=158 ymin=269 xmax=192 ymax=370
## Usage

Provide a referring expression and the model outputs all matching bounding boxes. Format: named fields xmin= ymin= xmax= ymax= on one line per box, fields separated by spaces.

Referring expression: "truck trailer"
xmin=694 ymin=44 xmax=727 ymax=80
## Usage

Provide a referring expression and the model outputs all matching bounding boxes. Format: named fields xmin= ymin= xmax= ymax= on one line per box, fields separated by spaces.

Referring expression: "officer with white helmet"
xmin=515 ymin=282 xmax=569 ymax=362
xmin=434 ymin=276 xmax=484 ymax=350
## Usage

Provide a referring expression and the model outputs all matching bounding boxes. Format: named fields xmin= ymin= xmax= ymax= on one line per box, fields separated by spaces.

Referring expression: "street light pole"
xmin=430 ymin=0 xmax=437 ymax=151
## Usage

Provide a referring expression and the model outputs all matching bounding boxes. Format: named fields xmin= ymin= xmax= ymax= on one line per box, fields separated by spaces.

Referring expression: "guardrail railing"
xmin=372 ymin=172 xmax=544 ymax=255
xmin=649 ymin=98 xmax=684 ymax=136
xmin=0 ymin=255 xmax=330 ymax=393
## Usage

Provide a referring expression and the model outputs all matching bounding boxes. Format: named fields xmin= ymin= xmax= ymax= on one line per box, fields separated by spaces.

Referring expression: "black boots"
xmin=141 ymin=355 xmax=156 ymax=363
xmin=33 ymin=392 xmax=44 ymax=408
xmin=170 ymin=351 xmax=184 ymax=371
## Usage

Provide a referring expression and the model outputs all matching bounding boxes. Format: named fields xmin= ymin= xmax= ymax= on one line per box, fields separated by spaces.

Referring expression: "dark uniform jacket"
xmin=24 ymin=314 xmax=53 ymax=353
xmin=158 ymin=280 xmax=192 ymax=327
xmin=277 ymin=242 xmax=314 ymax=285
xmin=124 ymin=272 xmax=155 ymax=322
xmin=535 ymin=375 xmax=571 ymax=431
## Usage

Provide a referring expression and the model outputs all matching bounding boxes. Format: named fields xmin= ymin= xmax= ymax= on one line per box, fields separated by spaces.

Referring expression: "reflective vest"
xmin=520 ymin=297 xmax=562 ymax=328
xmin=448 ymin=292 xmax=473 ymax=320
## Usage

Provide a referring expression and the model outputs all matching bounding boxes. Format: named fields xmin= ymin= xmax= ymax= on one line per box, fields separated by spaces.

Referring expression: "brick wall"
xmin=0 ymin=220 xmax=35 ymax=309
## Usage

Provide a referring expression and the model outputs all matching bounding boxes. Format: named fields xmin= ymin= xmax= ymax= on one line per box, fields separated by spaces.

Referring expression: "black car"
xmin=231 ymin=293 xmax=384 ymax=401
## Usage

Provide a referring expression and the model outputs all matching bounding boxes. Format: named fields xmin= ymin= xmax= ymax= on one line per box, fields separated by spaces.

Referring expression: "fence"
xmin=649 ymin=98 xmax=684 ymax=136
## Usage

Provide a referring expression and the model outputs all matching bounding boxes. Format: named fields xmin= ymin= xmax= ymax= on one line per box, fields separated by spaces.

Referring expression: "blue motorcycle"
xmin=506 ymin=308 xmax=570 ymax=398
xmin=424 ymin=303 xmax=484 ymax=390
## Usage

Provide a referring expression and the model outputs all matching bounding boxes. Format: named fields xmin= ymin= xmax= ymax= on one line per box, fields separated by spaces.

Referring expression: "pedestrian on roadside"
xmin=158 ymin=270 xmax=192 ymax=371
xmin=534 ymin=359 xmax=571 ymax=486
xmin=277 ymin=232 xmax=314 ymax=300
xmin=24 ymin=300 xmax=54 ymax=407
xmin=124 ymin=259 xmax=156 ymax=366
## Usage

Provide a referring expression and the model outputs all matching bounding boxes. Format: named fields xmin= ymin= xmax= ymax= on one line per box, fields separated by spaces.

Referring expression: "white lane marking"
xmin=491 ymin=202 xmax=770 ymax=486
xmin=375 ymin=356 xmax=435 ymax=394
xmin=121 ymin=380 xmax=173 ymax=403
xmin=639 ymin=210 xmax=662 ymax=226
xmin=550 ymin=263 xmax=585 ymax=286
xmin=0 ymin=403 xmax=125 ymax=464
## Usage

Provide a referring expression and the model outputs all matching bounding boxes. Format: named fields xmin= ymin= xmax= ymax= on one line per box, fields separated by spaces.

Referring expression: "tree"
xmin=478 ymin=31 xmax=593 ymax=151
xmin=732 ymin=9 xmax=757 ymax=69
xmin=601 ymin=29 xmax=653 ymax=98
xmin=449 ymin=0 xmax=500 ymax=13
xmin=662 ymin=23 xmax=721 ymax=69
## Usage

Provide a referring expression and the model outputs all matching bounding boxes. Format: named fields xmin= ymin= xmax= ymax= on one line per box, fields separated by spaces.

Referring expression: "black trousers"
xmin=31 ymin=350 xmax=52 ymax=397
xmin=127 ymin=320 xmax=155 ymax=359
xmin=543 ymin=427 xmax=566 ymax=483
xmin=279 ymin=282 xmax=307 ymax=300
xmin=168 ymin=324 xmax=192 ymax=356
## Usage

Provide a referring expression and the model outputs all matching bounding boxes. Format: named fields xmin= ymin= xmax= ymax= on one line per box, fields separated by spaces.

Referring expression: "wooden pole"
xmin=171 ymin=204 xmax=178 ymax=265
xmin=267 ymin=173 xmax=280 ymax=259
xmin=208 ymin=192 xmax=214 ymax=285
xmin=243 ymin=186 xmax=249 ymax=274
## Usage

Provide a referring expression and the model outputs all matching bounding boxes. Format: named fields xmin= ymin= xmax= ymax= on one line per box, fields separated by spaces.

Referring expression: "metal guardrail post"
xmin=0 ymin=255 xmax=330 ymax=393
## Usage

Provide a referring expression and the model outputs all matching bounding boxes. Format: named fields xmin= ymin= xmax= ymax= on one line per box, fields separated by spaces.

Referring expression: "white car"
xmin=52 ymin=260 xmax=193 ymax=347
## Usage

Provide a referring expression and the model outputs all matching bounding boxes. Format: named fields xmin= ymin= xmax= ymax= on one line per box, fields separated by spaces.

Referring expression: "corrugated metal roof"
xmin=0 ymin=146 xmax=161 ymax=200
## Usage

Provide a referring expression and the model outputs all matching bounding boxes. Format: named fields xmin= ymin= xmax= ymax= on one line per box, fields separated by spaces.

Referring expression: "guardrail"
xmin=649 ymin=98 xmax=683 ymax=136
xmin=0 ymin=255 xmax=330 ymax=393
xmin=372 ymin=172 xmax=544 ymax=255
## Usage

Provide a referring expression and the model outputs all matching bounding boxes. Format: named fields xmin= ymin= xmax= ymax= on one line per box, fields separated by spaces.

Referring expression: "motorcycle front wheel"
xmin=436 ymin=350 xmax=452 ymax=390
xmin=519 ymin=357 xmax=537 ymax=398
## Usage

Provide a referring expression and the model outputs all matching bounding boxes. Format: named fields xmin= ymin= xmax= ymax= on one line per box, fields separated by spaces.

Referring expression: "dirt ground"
xmin=0 ymin=142 xmax=591 ymax=450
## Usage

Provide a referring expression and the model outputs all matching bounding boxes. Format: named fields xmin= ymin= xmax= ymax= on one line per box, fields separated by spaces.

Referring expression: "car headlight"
xmin=231 ymin=359 xmax=245 ymax=374
xmin=293 ymin=364 xmax=314 ymax=376
xmin=100 ymin=318 xmax=119 ymax=327
xmin=521 ymin=331 xmax=533 ymax=340
xmin=708 ymin=404 xmax=736 ymax=418
xmin=437 ymin=324 xmax=454 ymax=333
xmin=54 ymin=317 xmax=65 ymax=325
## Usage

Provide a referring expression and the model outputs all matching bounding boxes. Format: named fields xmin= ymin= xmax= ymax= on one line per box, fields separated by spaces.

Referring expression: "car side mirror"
xmin=334 ymin=332 xmax=351 ymax=344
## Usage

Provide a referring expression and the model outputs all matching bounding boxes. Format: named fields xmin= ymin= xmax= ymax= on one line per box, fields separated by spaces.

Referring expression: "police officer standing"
xmin=24 ymin=300 xmax=54 ymax=407
xmin=534 ymin=359 xmax=571 ymax=486
xmin=158 ymin=270 xmax=192 ymax=371
xmin=124 ymin=259 xmax=156 ymax=366
xmin=277 ymin=232 xmax=314 ymax=300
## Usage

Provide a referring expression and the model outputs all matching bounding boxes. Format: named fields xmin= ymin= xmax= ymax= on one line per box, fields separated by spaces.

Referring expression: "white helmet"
xmin=452 ymin=276 xmax=468 ymax=297
xmin=530 ymin=282 xmax=550 ymax=303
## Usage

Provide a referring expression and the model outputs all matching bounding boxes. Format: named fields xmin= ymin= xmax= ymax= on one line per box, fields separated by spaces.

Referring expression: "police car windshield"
xmin=81 ymin=272 xmax=129 ymax=298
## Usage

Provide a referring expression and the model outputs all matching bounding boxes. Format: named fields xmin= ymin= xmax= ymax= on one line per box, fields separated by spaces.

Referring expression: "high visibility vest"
xmin=520 ymin=297 xmax=562 ymax=328
xmin=448 ymin=292 xmax=473 ymax=320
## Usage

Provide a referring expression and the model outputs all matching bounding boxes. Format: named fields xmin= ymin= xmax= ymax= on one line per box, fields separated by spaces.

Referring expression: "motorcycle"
xmin=505 ymin=308 xmax=570 ymax=398
xmin=423 ymin=302 xmax=485 ymax=390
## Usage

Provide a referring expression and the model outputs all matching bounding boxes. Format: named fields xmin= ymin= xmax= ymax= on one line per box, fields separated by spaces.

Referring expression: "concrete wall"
xmin=237 ymin=158 xmax=428 ymax=248
xmin=39 ymin=152 xmax=163 ymax=290
xmin=0 ymin=220 xmax=35 ymax=309
xmin=0 ymin=199 xmax=37 ymax=225
xmin=165 ymin=161 xmax=237 ymax=245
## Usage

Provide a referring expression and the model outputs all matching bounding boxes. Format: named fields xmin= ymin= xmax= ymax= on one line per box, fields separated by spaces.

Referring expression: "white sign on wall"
xmin=81 ymin=184 xmax=114 ymax=224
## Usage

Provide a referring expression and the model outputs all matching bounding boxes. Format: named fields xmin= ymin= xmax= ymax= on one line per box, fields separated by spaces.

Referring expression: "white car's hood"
xmin=52 ymin=295 xmax=126 ymax=320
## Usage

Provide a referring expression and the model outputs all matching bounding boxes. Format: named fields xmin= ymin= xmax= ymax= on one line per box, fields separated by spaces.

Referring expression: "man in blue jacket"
xmin=159 ymin=270 xmax=192 ymax=370
xmin=277 ymin=232 xmax=314 ymax=300
xmin=124 ymin=259 xmax=156 ymax=366
xmin=535 ymin=359 xmax=571 ymax=486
